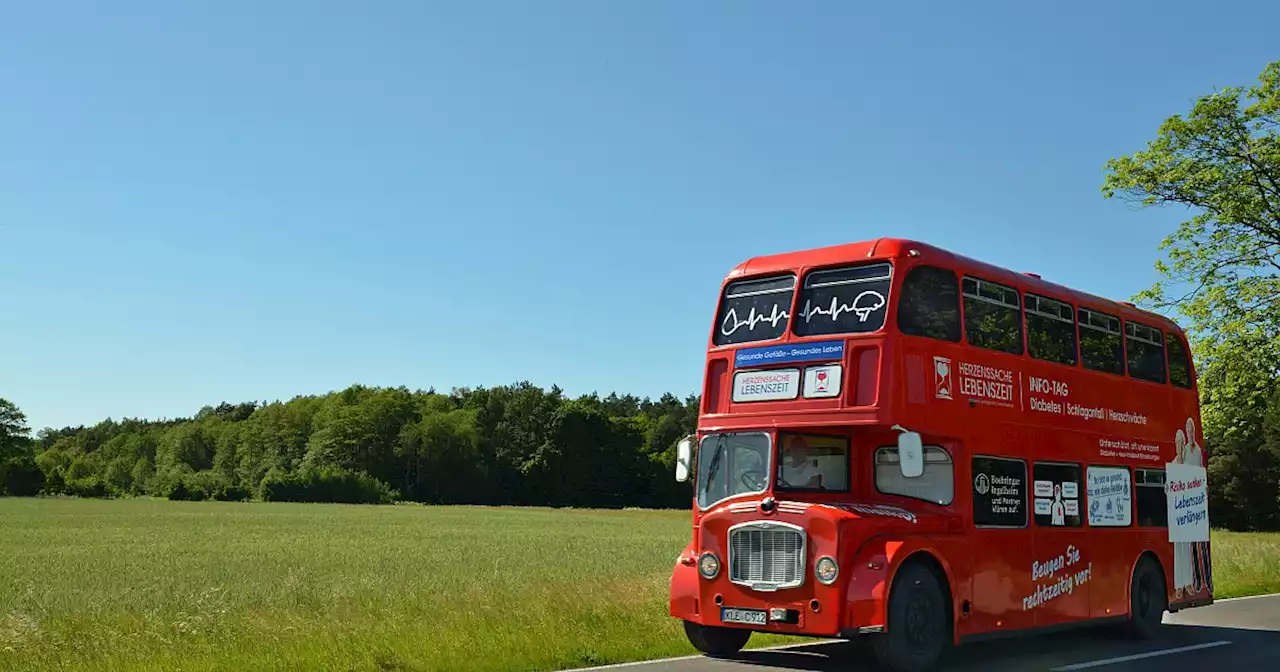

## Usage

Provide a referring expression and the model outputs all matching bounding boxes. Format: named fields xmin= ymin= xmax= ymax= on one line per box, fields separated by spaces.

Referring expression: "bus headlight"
xmin=815 ymin=556 xmax=839 ymax=585
xmin=698 ymin=552 xmax=721 ymax=579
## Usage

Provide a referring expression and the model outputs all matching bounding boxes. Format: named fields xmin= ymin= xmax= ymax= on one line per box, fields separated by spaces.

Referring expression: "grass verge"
xmin=0 ymin=498 xmax=1273 ymax=672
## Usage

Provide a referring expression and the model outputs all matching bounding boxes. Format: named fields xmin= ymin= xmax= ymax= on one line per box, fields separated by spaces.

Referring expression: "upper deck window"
xmin=896 ymin=265 xmax=961 ymax=342
xmin=1079 ymin=308 xmax=1124 ymax=375
xmin=1167 ymin=332 xmax=1194 ymax=389
xmin=1025 ymin=294 xmax=1078 ymax=366
xmin=962 ymin=276 xmax=1024 ymax=355
xmin=713 ymin=275 xmax=795 ymax=346
xmin=1126 ymin=321 xmax=1167 ymax=384
xmin=793 ymin=262 xmax=893 ymax=337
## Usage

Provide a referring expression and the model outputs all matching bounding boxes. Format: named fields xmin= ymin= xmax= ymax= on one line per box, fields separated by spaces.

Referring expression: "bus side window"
xmin=1084 ymin=465 xmax=1132 ymax=527
xmin=1126 ymin=321 xmax=1167 ymax=384
xmin=1032 ymin=462 xmax=1082 ymax=527
xmin=897 ymin=265 xmax=961 ymax=342
xmin=1135 ymin=468 xmax=1168 ymax=527
xmin=1079 ymin=308 xmax=1124 ymax=376
xmin=1166 ymin=332 xmax=1194 ymax=389
xmin=962 ymin=276 xmax=1023 ymax=355
xmin=875 ymin=446 xmax=954 ymax=505
xmin=971 ymin=456 xmax=1028 ymax=528
xmin=1025 ymin=294 xmax=1078 ymax=366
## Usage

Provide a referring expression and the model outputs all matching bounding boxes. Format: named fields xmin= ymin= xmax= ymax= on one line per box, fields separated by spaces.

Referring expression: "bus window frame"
xmin=1134 ymin=467 xmax=1169 ymax=528
xmin=775 ymin=430 xmax=852 ymax=495
xmin=1023 ymin=292 xmax=1080 ymax=368
xmin=959 ymin=274 xmax=1026 ymax=356
xmin=712 ymin=273 xmax=798 ymax=347
xmin=1083 ymin=464 xmax=1134 ymax=528
xmin=1124 ymin=319 xmax=1169 ymax=386
xmin=1077 ymin=305 xmax=1126 ymax=377
xmin=791 ymin=261 xmax=894 ymax=338
xmin=894 ymin=263 xmax=962 ymax=343
xmin=874 ymin=444 xmax=956 ymax=506
xmin=1166 ymin=330 xmax=1196 ymax=390
xmin=1030 ymin=460 xmax=1085 ymax=528
xmin=971 ymin=454 xmax=1029 ymax=530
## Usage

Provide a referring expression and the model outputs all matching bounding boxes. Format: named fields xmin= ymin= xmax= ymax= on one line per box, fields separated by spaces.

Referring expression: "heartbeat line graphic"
xmin=721 ymin=305 xmax=789 ymax=336
xmin=799 ymin=291 xmax=886 ymax=323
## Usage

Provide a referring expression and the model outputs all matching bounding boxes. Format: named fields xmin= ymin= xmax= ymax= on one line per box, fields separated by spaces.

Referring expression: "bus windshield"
xmin=696 ymin=432 xmax=771 ymax=508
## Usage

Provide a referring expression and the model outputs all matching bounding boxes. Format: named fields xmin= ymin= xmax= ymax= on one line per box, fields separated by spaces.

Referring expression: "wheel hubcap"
xmin=1137 ymin=576 xmax=1152 ymax=616
xmin=904 ymin=588 xmax=936 ymax=651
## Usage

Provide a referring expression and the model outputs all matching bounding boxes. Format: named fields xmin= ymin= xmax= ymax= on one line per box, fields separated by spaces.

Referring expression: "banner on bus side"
xmin=1165 ymin=462 xmax=1209 ymax=543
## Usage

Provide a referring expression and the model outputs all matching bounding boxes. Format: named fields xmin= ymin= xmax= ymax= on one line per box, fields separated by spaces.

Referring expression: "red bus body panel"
xmin=672 ymin=238 xmax=1211 ymax=646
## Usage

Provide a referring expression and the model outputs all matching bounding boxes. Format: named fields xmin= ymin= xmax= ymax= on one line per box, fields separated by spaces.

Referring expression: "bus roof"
xmin=725 ymin=237 xmax=1186 ymax=336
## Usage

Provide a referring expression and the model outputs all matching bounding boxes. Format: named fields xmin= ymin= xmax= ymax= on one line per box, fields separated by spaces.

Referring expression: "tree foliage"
xmin=0 ymin=398 xmax=43 ymax=496
xmin=5 ymin=384 xmax=698 ymax=508
xmin=1104 ymin=60 xmax=1280 ymax=530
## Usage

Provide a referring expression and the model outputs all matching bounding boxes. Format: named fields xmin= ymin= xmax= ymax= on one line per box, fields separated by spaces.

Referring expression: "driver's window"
xmin=776 ymin=433 xmax=850 ymax=492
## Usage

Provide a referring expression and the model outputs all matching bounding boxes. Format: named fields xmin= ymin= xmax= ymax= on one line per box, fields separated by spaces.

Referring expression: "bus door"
xmin=1029 ymin=459 xmax=1090 ymax=626
xmin=968 ymin=451 xmax=1036 ymax=634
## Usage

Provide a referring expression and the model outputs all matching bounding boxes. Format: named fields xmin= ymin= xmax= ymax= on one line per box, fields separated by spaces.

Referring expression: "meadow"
xmin=1 ymin=498 xmax=1276 ymax=672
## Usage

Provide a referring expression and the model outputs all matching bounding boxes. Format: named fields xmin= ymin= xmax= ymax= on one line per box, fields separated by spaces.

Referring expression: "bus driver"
xmin=778 ymin=435 xmax=823 ymax=489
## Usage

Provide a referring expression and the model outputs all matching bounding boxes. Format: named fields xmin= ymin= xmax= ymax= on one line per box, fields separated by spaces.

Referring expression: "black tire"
xmin=683 ymin=620 xmax=752 ymax=657
xmin=1128 ymin=556 xmax=1167 ymax=639
xmin=870 ymin=562 xmax=950 ymax=672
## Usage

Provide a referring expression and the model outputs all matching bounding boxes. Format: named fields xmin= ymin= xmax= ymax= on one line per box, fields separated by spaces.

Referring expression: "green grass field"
xmin=1 ymin=498 xmax=1276 ymax=672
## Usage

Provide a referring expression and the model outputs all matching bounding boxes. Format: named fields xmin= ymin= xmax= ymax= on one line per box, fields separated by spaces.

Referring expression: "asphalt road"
xmin=575 ymin=594 xmax=1280 ymax=672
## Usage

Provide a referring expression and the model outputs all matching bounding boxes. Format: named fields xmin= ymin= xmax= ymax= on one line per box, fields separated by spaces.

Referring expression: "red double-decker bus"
xmin=668 ymin=238 xmax=1213 ymax=671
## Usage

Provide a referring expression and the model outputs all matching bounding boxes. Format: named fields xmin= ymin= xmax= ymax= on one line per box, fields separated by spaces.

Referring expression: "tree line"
xmin=0 ymin=385 xmax=698 ymax=508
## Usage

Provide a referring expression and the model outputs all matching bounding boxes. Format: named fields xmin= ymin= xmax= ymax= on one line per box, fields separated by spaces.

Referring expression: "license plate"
xmin=720 ymin=607 xmax=767 ymax=625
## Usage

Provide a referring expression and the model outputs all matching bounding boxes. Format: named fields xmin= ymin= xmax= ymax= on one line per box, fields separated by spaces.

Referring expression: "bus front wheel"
xmin=683 ymin=620 xmax=751 ymax=657
xmin=871 ymin=562 xmax=949 ymax=672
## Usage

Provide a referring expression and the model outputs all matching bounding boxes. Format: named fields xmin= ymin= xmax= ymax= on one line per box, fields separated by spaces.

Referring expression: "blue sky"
xmin=2 ymin=1 xmax=1277 ymax=431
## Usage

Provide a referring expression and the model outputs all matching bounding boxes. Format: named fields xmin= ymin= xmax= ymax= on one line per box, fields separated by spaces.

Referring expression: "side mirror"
xmin=897 ymin=430 xmax=924 ymax=479
xmin=675 ymin=436 xmax=695 ymax=483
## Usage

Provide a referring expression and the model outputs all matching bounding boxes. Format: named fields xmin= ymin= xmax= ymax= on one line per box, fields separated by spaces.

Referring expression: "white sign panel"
xmin=803 ymin=365 xmax=842 ymax=398
xmin=732 ymin=369 xmax=801 ymax=403
xmin=1034 ymin=498 xmax=1051 ymax=515
xmin=1087 ymin=466 xmax=1131 ymax=527
xmin=1166 ymin=462 xmax=1209 ymax=543
xmin=1062 ymin=481 xmax=1078 ymax=499
xmin=1034 ymin=480 xmax=1054 ymax=498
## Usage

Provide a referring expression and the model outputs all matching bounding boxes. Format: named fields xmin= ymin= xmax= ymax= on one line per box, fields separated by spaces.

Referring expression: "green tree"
xmin=1103 ymin=60 xmax=1280 ymax=530
xmin=398 ymin=408 xmax=483 ymax=503
xmin=0 ymin=398 xmax=31 ymax=459
xmin=1102 ymin=60 xmax=1279 ymax=360
xmin=0 ymin=398 xmax=43 ymax=496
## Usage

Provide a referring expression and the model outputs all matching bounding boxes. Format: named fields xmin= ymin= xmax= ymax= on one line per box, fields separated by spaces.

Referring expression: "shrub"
xmin=65 ymin=477 xmax=109 ymax=499
xmin=261 ymin=466 xmax=398 ymax=504
xmin=163 ymin=479 xmax=196 ymax=501
xmin=0 ymin=458 xmax=44 ymax=496
xmin=211 ymin=483 xmax=251 ymax=502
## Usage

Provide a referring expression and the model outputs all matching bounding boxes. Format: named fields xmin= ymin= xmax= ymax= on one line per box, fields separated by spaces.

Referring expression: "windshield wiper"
xmin=703 ymin=434 xmax=729 ymax=489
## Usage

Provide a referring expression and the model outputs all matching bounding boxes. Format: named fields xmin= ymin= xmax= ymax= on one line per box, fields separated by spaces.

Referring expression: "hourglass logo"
xmin=934 ymin=356 xmax=953 ymax=400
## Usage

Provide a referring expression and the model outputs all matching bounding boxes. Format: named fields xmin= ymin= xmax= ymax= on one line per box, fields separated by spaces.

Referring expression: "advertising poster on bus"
xmin=1167 ymin=417 xmax=1212 ymax=602
xmin=1086 ymin=466 xmax=1131 ymax=527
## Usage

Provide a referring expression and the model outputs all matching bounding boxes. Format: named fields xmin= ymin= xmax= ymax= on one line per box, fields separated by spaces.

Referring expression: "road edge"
xmin=557 ymin=591 xmax=1279 ymax=672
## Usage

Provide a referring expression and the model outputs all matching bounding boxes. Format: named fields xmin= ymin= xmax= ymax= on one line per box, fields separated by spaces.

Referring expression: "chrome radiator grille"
xmin=728 ymin=522 xmax=805 ymax=590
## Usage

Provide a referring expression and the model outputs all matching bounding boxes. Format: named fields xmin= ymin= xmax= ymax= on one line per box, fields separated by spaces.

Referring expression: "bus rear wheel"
xmin=683 ymin=620 xmax=752 ymax=657
xmin=1128 ymin=556 xmax=1166 ymax=639
xmin=871 ymin=562 xmax=949 ymax=672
